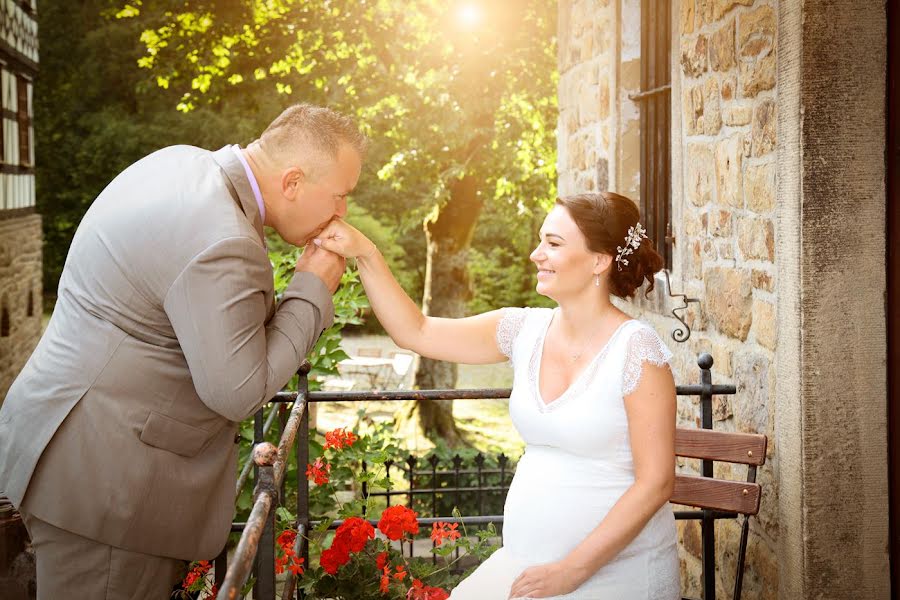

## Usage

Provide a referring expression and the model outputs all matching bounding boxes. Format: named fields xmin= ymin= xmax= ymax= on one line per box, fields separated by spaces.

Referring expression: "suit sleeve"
xmin=163 ymin=236 xmax=335 ymax=421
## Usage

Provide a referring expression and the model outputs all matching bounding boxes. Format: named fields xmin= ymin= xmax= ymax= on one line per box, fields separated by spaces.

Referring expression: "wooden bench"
xmin=672 ymin=427 xmax=768 ymax=600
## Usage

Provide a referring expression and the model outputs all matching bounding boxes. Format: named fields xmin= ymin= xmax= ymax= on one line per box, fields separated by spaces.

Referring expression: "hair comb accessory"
xmin=615 ymin=222 xmax=648 ymax=271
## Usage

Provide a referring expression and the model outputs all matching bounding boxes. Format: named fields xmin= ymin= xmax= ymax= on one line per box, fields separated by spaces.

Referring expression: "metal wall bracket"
xmin=663 ymin=268 xmax=700 ymax=342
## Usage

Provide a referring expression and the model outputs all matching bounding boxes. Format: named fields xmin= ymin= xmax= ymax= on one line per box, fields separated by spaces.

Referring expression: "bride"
xmin=314 ymin=191 xmax=679 ymax=599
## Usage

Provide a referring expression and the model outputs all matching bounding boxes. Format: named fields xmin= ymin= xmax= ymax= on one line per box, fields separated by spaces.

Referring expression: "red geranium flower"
xmin=306 ymin=457 xmax=331 ymax=485
xmin=376 ymin=551 xmax=389 ymax=571
xmin=320 ymin=537 xmax=350 ymax=575
xmin=334 ymin=517 xmax=375 ymax=552
xmin=430 ymin=522 xmax=461 ymax=546
xmin=324 ymin=427 xmax=358 ymax=451
xmin=380 ymin=564 xmax=391 ymax=593
xmin=377 ymin=505 xmax=420 ymax=541
xmin=393 ymin=564 xmax=407 ymax=581
xmin=277 ymin=529 xmax=297 ymax=549
xmin=407 ymin=578 xmax=450 ymax=600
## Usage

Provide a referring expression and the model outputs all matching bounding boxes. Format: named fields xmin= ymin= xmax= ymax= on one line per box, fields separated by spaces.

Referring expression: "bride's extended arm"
xmin=314 ymin=219 xmax=507 ymax=365
xmin=508 ymin=363 xmax=676 ymax=598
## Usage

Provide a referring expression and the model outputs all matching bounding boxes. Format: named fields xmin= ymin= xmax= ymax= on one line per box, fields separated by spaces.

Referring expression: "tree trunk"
xmin=413 ymin=174 xmax=484 ymax=445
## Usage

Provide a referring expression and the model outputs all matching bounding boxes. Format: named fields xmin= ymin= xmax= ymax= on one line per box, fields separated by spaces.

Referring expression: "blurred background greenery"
xmin=36 ymin=0 xmax=558 ymax=442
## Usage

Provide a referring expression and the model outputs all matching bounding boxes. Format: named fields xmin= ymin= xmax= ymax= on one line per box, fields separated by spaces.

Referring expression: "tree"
xmin=35 ymin=0 xmax=296 ymax=297
xmin=122 ymin=0 xmax=558 ymax=443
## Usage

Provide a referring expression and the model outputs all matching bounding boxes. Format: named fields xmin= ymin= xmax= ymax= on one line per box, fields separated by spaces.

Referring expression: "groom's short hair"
xmin=258 ymin=103 xmax=368 ymax=179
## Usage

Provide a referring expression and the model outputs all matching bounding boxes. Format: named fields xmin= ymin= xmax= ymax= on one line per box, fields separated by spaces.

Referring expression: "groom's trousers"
xmin=20 ymin=511 xmax=182 ymax=600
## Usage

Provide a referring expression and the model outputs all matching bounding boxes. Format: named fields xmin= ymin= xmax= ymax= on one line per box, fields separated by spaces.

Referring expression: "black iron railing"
xmin=216 ymin=353 xmax=736 ymax=600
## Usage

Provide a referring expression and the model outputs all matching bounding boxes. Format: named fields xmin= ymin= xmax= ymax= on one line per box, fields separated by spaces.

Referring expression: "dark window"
xmin=26 ymin=289 xmax=33 ymax=317
xmin=636 ymin=1 xmax=672 ymax=268
xmin=17 ymin=75 xmax=29 ymax=166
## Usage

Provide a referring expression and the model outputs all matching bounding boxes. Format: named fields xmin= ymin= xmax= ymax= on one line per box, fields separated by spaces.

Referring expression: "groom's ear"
xmin=281 ymin=167 xmax=305 ymax=200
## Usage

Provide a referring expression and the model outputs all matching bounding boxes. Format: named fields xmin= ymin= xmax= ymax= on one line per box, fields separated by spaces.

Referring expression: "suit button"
xmin=234 ymin=433 xmax=241 ymax=444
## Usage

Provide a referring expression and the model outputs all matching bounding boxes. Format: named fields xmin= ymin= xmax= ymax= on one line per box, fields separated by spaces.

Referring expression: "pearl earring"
xmin=594 ymin=274 xmax=600 ymax=287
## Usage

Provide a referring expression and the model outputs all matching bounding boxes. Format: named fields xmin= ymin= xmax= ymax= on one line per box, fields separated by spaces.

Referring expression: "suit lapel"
xmin=211 ymin=146 xmax=265 ymax=244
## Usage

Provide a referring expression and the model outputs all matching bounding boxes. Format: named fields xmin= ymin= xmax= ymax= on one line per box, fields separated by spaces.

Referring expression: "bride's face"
xmin=529 ymin=205 xmax=598 ymax=300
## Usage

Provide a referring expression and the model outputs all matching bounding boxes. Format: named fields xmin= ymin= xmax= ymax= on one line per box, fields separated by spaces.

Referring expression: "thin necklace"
xmin=557 ymin=311 xmax=610 ymax=362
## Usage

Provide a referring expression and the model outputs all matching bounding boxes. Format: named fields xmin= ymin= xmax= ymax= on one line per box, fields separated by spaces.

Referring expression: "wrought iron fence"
xmin=215 ymin=353 xmax=736 ymax=600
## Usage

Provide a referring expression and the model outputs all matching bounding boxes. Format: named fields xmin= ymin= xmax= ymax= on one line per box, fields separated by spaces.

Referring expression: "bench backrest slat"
xmin=675 ymin=428 xmax=767 ymax=466
xmin=672 ymin=475 xmax=762 ymax=515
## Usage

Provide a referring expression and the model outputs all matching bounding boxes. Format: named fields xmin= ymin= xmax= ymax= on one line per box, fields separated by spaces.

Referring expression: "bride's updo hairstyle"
xmin=555 ymin=192 xmax=665 ymax=299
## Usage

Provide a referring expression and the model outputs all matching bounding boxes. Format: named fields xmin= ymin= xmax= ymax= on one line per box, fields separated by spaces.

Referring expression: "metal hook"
xmin=661 ymin=222 xmax=700 ymax=342
xmin=662 ymin=268 xmax=700 ymax=343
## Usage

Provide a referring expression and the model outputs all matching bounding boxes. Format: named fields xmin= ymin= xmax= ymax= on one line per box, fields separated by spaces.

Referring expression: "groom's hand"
xmin=295 ymin=242 xmax=345 ymax=293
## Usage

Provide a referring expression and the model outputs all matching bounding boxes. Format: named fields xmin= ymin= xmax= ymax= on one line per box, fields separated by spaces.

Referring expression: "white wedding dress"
xmin=449 ymin=307 xmax=680 ymax=600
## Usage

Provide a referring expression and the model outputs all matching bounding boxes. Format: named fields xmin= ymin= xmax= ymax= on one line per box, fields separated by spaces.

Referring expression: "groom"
xmin=0 ymin=104 xmax=365 ymax=598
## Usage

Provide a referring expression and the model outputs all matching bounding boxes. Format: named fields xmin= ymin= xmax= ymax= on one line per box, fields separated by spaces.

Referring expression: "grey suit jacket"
xmin=0 ymin=145 xmax=334 ymax=560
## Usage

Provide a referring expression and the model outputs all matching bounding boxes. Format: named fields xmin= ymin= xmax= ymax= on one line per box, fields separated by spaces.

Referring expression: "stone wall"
xmin=0 ymin=214 xmax=42 ymax=400
xmin=673 ymin=5 xmax=778 ymax=597
xmin=558 ymin=0 xmax=614 ymax=197
xmin=558 ymin=1 xmax=778 ymax=597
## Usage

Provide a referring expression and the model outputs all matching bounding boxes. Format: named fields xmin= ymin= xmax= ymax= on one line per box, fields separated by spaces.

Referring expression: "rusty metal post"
xmin=219 ymin=442 xmax=278 ymax=600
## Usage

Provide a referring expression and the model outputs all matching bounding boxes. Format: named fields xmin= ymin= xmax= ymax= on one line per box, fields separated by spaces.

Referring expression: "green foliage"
xmin=36 ymin=0 xmax=297 ymax=298
xmin=120 ymin=0 xmax=559 ymax=316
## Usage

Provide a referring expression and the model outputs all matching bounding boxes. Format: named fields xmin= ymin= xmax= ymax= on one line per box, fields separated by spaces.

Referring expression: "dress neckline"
xmin=532 ymin=309 xmax=636 ymax=413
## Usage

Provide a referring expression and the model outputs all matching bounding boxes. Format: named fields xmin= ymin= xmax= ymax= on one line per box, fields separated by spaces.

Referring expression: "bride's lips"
xmin=536 ymin=269 xmax=555 ymax=279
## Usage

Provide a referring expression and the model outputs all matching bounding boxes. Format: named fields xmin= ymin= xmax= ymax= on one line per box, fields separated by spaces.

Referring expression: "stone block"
xmin=681 ymin=35 xmax=708 ymax=78
xmin=680 ymin=520 xmax=702 ymax=559
xmin=702 ymin=77 xmax=722 ymax=135
xmin=689 ymin=239 xmax=703 ymax=279
xmin=745 ymin=530 xmax=779 ymax=600
xmin=733 ymin=349 xmax=770 ymax=433
xmin=696 ymin=336 xmax=734 ymax=377
xmin=716 ymin=239 xmax=735 ymax=260
xmin=578 ymin=82 xmax=599 ymax=125
xmin=702 ymin=238 xmax=717 ymax=261
xmin=737 ymin=216 xmax=775 ymax=261
xmin=715 ymin=134 xmax=744 ymax=208
xmin=710 ymin=18 xmax=736 ymax=72
xmin=710 ymin=209 xmax=732 ymax=237
xmin=683 ymin=84 xmax=705 ymax=135
xmin=597 ymin=78 xmax=610 ymax=120
xmin=738 ymin=4 xmax=775 ymax=58
xmin=751 ymin=99 xmax=776 ymax=156
xmin=703 ymin=267 xmax=752 ymax=340
xmin=741 ymin=53 xmax=776 ymax=97
xmin=687 ymin=142 xmax=716 ymax=206
xmin=751 ymin=269 xmax=774 ymax=292
xmin=713 ymin=0 xmax=753 ymax=21
xmin=695 ymin=0 xmax=713 ymax=27
xmin=744 ymin=161 xmax=776 ymax=212
xmin=755 ymin=463 xmax=779 ymax=541
xmin=685 ymin=211 xmax=705 ymax=237
xmin=713 ymin=395 xmax=733 ymax=421
xmin=721 ymin=74 xmax=737 ymax=101
xmin=724 ymin=103 xmax=752 ymax=126
xmin=752 ymin=299 xmax=776 ymax=350
xmin=681 ymin=0 xmax=695 ymax=34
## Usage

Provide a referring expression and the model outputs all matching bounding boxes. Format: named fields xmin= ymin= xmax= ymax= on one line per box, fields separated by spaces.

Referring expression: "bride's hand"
xmin=508 ymin=561 xmax=585 ymax=598
xmin=313 ymin=219 xmax=377 ymax=259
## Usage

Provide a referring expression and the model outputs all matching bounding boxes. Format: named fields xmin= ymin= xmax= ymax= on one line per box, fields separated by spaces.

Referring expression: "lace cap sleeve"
xmin=496 ymin=307 xmax=528 ymax=359
xmin=622 ymin=324 xmax=674 ymax=396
